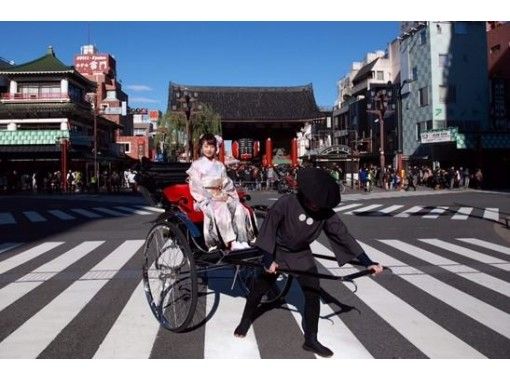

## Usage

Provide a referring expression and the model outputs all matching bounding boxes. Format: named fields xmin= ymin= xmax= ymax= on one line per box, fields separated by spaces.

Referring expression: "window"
xmin=426 ymin=120 xmax=433 ymax=131
xmin=439 ymin=85 xmax=456 ymax=103
xmin=416 ymin=122 xmax=424 ymax=141
xmin=439 ymin=54 xmax=448 ymax=67
xmin=419 ymin=87 xmax=429 ymax=107
xmin=412 ymin=66 xmax=418 ymax=81
xmin=106 ymin=90 xmax=117 ymax=100
xmin=123 ymin=143 xmax=131 ymax=153
xmin=376 ymin=71 xmax=384 ymax=80
xmin=420 ymin=30 xmax=427 ymax=45
xmin=454 ymin=22 xmax=468 ymax=34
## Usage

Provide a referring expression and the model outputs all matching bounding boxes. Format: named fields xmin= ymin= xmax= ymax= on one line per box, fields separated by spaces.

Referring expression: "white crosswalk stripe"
xmin=379 ymin=240 xmax=510 ymax=339
xmin=377 ymin=205 xmax=404 ymax=214
xmin=422 ymin=206 xmax=448 ymax=219
xmin=0 ymin=237 xmax=509 ymax=358
xmin=22 ymin=211 xmax=47 ymax=223
xmin=457 ymin=238 xmax=510 ymax=256
xmin=93 ymin=281 xmax=160 ymax=358
xmin=114 ymin=206 xmax=152 ymax=215
xmin=135 ymin=205 xmax=165 ymax=213
xmin=0 ymin=212 xmax=16 ymax=225
xmin=48 ymin=210 xmax=76 ymax=221
xmin=92 ymin=207 xmax=129 ymax=217
xmin=204 ymin=269 xmax=261 ymax=358
xmin=345 ymin=204 xmax=383 ymax=215
xmin=451 ymin=207 xmax=473 ymax=220
xmin=0 ymin=242 xmax=64 ymax=275
xmin=70 ymin=208 xmax=102 ymax=219
xmin=314 ymin=241 xmax=485 ymax=359
xmin=0 ymin=241 xmax=105 ymax=313
xmin=333 ymin=203 xmax=363 ymax=212
xmin=483 ymin=208 xmax=499 ymax=221
xmin=0 ymin=240 xmax=144 ymax=358
xmin=394 ymin=206 xmax=424 ymax=218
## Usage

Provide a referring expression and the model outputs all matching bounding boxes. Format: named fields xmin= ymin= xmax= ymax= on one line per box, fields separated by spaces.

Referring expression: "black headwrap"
xmin=296 ymin=167 xmax=341 ymax=210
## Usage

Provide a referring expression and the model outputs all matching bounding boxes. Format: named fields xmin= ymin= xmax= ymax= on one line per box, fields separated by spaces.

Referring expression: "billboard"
xmin=74 ymin=54 xmax=115 ymax=76
xmin=149 ymin=110 xmax=160 ymax=122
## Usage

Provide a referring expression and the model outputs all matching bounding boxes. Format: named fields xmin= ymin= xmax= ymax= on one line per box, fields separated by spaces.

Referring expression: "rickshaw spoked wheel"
xmin=142 ymin=221 xmax=198 ymax=332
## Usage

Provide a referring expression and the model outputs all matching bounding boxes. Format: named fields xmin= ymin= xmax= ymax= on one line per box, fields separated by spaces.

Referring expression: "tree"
xmin=156 ymin=103 xmax=222 ymax=161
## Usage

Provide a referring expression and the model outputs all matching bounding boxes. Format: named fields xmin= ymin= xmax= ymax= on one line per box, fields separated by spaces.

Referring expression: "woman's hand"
xmin=265 ymin=261 xmax=279 ymax=274
xmin=368 ymin=263 xmax=384 ymax=276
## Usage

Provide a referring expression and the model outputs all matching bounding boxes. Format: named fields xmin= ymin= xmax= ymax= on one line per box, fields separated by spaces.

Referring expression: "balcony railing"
xmin=0 ymin=92 xmax=70 ymax=101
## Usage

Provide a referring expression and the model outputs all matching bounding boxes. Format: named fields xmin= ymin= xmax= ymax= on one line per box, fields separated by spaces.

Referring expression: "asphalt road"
xmin=0 ymin=189 xmax=509 ymax=358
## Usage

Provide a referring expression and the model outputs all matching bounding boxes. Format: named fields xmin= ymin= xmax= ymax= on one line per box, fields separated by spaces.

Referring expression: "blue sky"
xmin=0 ymin=22 xmax=399 ymax=110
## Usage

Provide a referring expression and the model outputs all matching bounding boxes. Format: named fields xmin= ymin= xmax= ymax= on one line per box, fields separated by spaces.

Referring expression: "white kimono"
xmin=186 ymin=156 xmax=256 ymax=248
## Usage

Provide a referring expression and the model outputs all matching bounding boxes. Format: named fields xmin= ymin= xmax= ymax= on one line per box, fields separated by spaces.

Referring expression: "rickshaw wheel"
xmin=238 ymin=265 xmax=292 ymax=304
xmin=142 ymin=221 xmax=198 ymax=332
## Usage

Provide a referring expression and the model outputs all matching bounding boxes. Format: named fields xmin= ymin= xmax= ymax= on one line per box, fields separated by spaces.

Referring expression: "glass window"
xmin=416 ymin=122 xmax=422 ymax=141
xmin=439 ymin=54 xmax=448 ymax=67
xmin=420 ymin=30 xmax=427 ymax=45
xmin=124 ymin=143 xmax=131 ymax=153
xmin=106 ymin=90 xmax=117 ymax=99
xmin=439 ymin=85 xmax=456 ymax=103
xmin=454 ymin=22 xmax=468 ymax=34
xmin=376 ymin=71 xmax=384 ymax=80
xmin=412 ymin=66 xmax=418 ymax=81
xmin=426 ymin=120 xmax=433 ymax=131
xmin=419 ymin=87 xmax=429 ymax=107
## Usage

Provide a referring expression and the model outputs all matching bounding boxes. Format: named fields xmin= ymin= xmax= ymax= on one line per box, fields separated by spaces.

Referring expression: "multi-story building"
xmin=0 ymin=47 xmax=123 ymax=182
xmin=332 ymin=44 xmax=399 ymax=167
xmin=399 ymin=21 xmax=492 ymax=170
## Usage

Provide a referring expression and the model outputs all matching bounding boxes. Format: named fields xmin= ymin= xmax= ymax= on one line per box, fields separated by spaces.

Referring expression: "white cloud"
xmin=130 ymin=97 xmax=160 ymax=104
xmin=126 ymin=85 xmax=153 ymax=92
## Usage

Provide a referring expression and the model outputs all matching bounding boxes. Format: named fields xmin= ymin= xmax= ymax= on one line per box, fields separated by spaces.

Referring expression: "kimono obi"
xmin=202 ymin=176 xmax=222 ymax=190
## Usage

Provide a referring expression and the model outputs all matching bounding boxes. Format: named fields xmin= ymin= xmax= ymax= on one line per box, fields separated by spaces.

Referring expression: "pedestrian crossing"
xmin=332 ymin=202 xmax=502 ymax=222
xmin=0 ymin=236 xmax=508 ymax=358
xmin=0 ymin=205 xmax=163 ymax=226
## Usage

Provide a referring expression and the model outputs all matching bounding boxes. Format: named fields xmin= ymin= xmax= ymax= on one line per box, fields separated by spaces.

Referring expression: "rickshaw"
xmin=136 ymin=162 xmax=374 ymax=333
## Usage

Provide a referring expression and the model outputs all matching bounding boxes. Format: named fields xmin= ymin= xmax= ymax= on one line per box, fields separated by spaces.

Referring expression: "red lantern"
xmin=232 ymin=140 xmax=239 ymax=159
xmin=291 ymin=137 xmax=298 ymax=167
xmin=253 ymin=140 xmax=260 ymax=157
xmin=265 ymin=138 xmax=272 ymax=167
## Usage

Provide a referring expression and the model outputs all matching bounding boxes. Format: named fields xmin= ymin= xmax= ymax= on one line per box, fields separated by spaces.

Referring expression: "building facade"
xmin=399 ymin=22 xmax=492 ymax=168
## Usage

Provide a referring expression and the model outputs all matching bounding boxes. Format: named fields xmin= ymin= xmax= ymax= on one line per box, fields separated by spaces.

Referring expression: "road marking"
xmin=314 ymin=241 xmax=484 ymax=358
xmin=483 ymin=208 xmax=499 ymax=221
xmin=451 ymin=207 xmax=473 ymax=220
xmin=0 ymin=240 xmax=144 ymax=358
xmin=114 ymin=206 xmax=152 ymax=215
xmin=419 ymin=239 xmax=509 ymax=267
xmin=48 ymin=210 xmax=76 ymax=221
xmin=0 ymin=213 xmax=16 ymax=225
xmin=94 ymin=281 xmax=160 ymax=358
xmin=0 ymin=241 xmax=104 ymax=313
xmin=22 ymin=211 xmax=47 ymax=223
xmin=379 ymin=240 xmax=510 ymax=340
xmin=457 ymin=238 xmax=510 ymax=256
xmin=0 ymin=243 xmax=22 ymax=255
xmin=0 ymin=242 xmax=64 ymax=275
xmin=135 ymin=205 xmax=164 ymax=213
xmin=333 ymin=203 xmax=363 ymax=212
xmin=394 ymin=206 xmax=423 ymax=218
xmin=92 ymin=207 xmax=128 ymax=217
xmin=377 ymin=205 xmax=404 ymax=214
xmin=204 ymin=269 xmax=261 ymax=358
xmin=422 ymin=206 xmax=448 ymax=219
xmin=345 ymin=204 xmax=383 ymax=215
xmin=70 ymin=208 xmax=102 ymax=219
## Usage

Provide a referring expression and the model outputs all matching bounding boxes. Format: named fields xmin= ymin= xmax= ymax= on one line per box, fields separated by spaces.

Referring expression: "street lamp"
xmin=394 ymin=79 xmax=415 ymax=174
xmin=367 ymin=87 xmax=395 ymax=171
xmin=173 ymin=87 xmax=201 ymax=162
xmin=86 ymin=93 xmax=99 ymax=183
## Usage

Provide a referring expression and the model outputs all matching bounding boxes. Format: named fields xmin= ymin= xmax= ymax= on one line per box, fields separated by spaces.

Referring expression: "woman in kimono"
xmin=186 ymin=134 xmax=256 ymax=251
xmin=233 ymin=167 xmax=383 ymax=357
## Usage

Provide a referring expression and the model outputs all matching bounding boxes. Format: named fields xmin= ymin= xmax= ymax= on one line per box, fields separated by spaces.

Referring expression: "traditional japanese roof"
xmin=167 ymin=82 xmax=323 ymax=122
xmin=0 ymin=47 xmax=95 ymax=88
xmin=352 ymin=58 xmax=379 ymax=84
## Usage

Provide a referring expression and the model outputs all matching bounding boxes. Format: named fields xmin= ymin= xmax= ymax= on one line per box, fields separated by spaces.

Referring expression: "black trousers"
xmin=239 ymin=267 xmax=321 ymax=336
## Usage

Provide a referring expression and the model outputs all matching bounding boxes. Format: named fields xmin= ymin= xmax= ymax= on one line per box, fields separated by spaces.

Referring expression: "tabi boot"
xmin=302 ymin=333 xmax=333 ymax=358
